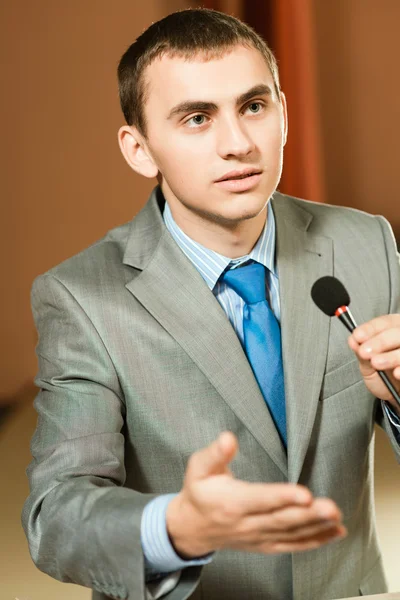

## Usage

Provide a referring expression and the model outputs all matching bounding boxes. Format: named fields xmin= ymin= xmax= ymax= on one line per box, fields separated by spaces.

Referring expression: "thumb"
xmin=185 ymin=431 xmax=238 ymax=483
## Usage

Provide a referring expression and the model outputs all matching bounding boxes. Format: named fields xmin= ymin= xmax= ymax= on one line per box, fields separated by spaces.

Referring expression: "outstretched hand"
xmin=166 ymin=431 xmax=346 ymax=559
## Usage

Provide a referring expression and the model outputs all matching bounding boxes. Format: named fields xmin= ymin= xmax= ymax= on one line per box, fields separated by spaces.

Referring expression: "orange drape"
xmin=270 ymin=0 xmax=325 ymax=202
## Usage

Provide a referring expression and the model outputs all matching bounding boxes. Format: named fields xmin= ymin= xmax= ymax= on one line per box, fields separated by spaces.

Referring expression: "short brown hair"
xmin=117 ymin=8 xmax=280 ymax=137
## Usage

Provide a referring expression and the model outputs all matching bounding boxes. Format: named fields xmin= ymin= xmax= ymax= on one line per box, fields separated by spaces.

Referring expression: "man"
xmin=22 ymin=8 xmax=400 ymax=600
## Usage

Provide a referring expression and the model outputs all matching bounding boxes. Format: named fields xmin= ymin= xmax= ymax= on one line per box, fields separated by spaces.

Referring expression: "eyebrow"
xmin=166 ymin=84 xmax=273 ymax=120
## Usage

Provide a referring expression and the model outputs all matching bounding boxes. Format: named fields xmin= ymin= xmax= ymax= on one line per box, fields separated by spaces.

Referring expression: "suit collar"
xmin=272 ymin=193 xmax=333 ymax=481
xmin=123 ymin=186 xmax=166 ymax=271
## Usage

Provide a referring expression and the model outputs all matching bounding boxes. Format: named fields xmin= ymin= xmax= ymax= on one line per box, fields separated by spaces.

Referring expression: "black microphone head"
xmin=311 ymin=276 xmax=350 ymax=316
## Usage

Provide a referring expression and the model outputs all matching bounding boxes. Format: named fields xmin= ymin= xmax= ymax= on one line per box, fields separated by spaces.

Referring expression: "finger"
xmin=394 ymin=366 xmax=400 ymax=380
xmin=272 ymin=521 xmax=342 ymax=542
xmin=237 ymin=511 xmax=342 ymax=544
xmin=357 ymin=328 xmax=400 ymax=361
xmin=205 ymin=480 xmax=313 ymax=519
xmin=352 ymin=315 xmax=400 ymax=344
xmin=353 ymin=368 xmax=400 ymax=403
xmin=348 ymin=334 xmax=385 ymax=377
xmin=217 ymin=431 xmax=239 ymax=459
xmin=263 ymin=525 xmax=347 ymax=554
xmin=231 ymin=498 xmax=340 ymax=541
xmin=348 ymin=334 xmax=359 ymax=353
xmin=185 ymin=431 xmax=238 ymax=482
xmin=348 ymin=335 xmax=371 ymax=371
xmin=230 ymin=482 xmax=313 ymax=515
xmin=245 ymin=498 xmax=341 ymax=533
xmin=370 ymin=348 xmax=400 ymax=371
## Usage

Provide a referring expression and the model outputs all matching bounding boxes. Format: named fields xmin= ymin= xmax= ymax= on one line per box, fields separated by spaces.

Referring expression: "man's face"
xmin=141 ymin=45 xmax=287 ymax=227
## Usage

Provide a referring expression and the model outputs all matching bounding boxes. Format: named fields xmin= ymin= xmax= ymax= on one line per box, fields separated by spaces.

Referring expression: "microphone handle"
xmin=337 ymin=309 xmax=400 ymax=408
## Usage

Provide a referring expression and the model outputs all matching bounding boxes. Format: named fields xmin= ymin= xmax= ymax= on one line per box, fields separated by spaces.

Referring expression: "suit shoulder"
xmin=275 ymin=192 xmax=388 ymax=238
xmin=288 ymin=193 xmax=378 ymax=221
xmin=33 ymin=219 xmax=134 ymax=292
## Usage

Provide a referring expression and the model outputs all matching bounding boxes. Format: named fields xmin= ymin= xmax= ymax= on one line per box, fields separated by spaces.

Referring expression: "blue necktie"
xmin=221 ymin=261 xmax=287 ymax=446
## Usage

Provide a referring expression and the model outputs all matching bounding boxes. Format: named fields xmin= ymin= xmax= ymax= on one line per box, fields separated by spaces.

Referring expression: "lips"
xmin=228 ymin=172 xmax=258 ymax=180
xmin=215 ymin=168 xmax=262 ymax=182
xmin=214 ymin=171 xmax=262 ymax=192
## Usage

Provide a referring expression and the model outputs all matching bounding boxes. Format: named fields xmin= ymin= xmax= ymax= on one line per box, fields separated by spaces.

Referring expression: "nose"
xmin=216 ymin=115 xmax=255 ymax=159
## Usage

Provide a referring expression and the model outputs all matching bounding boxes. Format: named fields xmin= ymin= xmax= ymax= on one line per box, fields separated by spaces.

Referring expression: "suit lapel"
xmin=123 ymin=188 xmax=287 ymax=477
xmin=272 ymin=194 xmax=333 ymax=483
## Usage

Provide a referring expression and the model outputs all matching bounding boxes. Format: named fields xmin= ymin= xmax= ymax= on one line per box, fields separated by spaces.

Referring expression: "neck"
xmin=165 ymin=198 xmax=268 ymax=259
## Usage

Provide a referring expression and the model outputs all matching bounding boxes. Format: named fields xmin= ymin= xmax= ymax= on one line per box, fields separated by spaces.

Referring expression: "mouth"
xmin=215 ymin=168 xmax=262 ymax=182
xmin=226 ymin=172 xmax=260 ymax=181
xmin=214 ymin=170 xmax=263 ymax=192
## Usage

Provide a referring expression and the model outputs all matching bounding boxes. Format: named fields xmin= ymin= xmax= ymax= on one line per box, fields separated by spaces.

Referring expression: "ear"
xmin=280 ymin=91 xmax=288 ymax=147
xmin=118 ymin=125 xmax=159 ymax=178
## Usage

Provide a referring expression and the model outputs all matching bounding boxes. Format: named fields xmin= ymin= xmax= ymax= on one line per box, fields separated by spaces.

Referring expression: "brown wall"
xmin=1 ymin=1 xmax=185 ymax=402
xmin=313 ymin=0 xmax=400 ymax=239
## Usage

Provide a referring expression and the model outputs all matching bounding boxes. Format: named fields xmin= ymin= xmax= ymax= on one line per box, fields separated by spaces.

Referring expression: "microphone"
xmin=311 ymin=275 xmax=400 ymax=407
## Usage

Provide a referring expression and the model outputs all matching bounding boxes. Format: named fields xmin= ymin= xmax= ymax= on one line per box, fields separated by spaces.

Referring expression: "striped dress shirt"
xmin=140 ymin=197 xmax=400 ymax=586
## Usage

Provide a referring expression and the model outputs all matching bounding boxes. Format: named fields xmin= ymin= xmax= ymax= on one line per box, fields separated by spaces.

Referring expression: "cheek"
xmin=258 ymin=122 xmax=284 ymax=151
xmin=153 ymin=137 xmax=211 ymax=181
xmin=171 ymin=134 xmax=213 ymax=161
xmin=253 ymin=111 xmax=284 ymax=144
xmin=261 ymin=134 xmax=285 ymax=171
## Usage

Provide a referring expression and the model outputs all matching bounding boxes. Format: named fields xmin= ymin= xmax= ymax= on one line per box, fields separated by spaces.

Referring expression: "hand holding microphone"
xmin=311 ymin=276 xmax=400 ymax=410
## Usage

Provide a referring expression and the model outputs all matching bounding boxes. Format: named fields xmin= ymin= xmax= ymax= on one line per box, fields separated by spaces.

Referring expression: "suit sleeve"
xmin=22 ymin=273 xmax=202 ymax=600
xmin=374 ymin=216 xmax=400 ymax=462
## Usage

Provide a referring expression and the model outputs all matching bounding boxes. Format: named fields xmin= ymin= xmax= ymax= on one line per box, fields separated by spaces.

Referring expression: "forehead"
xmin=143 ymin=45 xmax=274 ymax=110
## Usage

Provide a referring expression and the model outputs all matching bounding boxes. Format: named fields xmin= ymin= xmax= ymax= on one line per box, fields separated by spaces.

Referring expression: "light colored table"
xmin=338 ymin=594 xmax=400 ymax=599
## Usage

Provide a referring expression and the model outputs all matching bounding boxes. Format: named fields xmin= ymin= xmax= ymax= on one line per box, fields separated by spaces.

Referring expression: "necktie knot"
xmin=221 ymin=261 xmax=267 ymax=305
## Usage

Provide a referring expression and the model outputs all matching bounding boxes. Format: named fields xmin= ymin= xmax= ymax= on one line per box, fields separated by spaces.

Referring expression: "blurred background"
xmin=1 ymin=0 xmax=399 ymax=597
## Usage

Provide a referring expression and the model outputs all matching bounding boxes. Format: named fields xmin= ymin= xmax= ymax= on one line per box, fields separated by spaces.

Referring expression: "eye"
xmin=246 ymin=102 xmax=263 ymax=114
xmin=186 ymin=114 xmax=208 ymax=127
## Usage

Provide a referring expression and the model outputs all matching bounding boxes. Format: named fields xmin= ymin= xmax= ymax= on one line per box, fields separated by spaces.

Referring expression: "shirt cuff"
xmin=141 ymin=493 xmax=215 ymax=576
xmin=382 ymin=401 xmax=400 ymax=442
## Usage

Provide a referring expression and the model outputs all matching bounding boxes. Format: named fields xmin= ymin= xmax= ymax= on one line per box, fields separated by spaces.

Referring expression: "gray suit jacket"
xmin=22 ymin=187 xmax=400 ymax=600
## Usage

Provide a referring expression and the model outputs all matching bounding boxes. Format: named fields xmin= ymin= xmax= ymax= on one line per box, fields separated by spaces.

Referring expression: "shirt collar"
xmin=163 ymin=199 xmax=277 ymax=291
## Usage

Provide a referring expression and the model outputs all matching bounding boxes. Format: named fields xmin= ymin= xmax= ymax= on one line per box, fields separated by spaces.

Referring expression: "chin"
xmin=216 ymin=207 xmax=264 ymax=225
xmin=229 ymin=193 xmax=268 ymax=214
